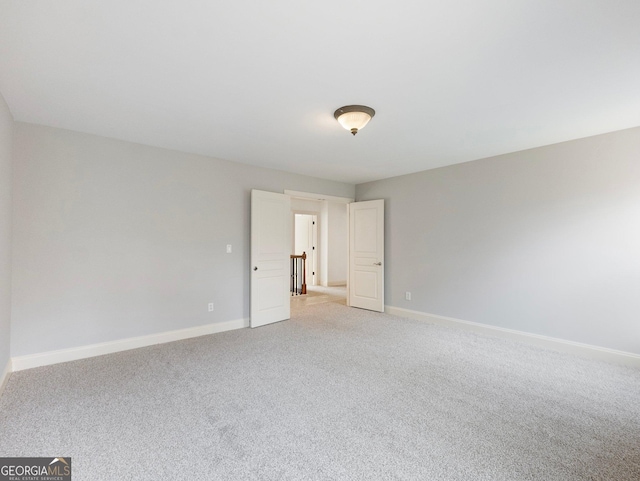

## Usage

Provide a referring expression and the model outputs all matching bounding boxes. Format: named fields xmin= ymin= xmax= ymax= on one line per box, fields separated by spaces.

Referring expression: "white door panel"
xmin=354 ymin=271 xmax=378 ymax=298
xmin=349 ymin=199 xmax=384 ymax=312
xmin=251 ymin=190 xmax=291 ymax=327
xmin=353 ymin=208 xmax=378 ymax=253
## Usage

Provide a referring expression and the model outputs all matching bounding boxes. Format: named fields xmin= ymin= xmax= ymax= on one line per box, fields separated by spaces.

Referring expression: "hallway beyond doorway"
xmin=291 ymin=285 xmax=346 ymax=310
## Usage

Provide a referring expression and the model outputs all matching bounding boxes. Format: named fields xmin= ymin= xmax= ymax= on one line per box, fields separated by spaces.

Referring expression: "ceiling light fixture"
xmin=334 ymin=105 xmax=375 ymax=136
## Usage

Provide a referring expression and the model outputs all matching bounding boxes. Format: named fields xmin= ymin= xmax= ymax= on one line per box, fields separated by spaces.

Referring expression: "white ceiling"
xmin=1 ymin=1 xmax=639 ymax=184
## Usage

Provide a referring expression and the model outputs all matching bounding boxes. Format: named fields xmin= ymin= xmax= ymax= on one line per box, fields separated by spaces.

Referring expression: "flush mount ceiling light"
xmin=334 ymin=105 xmax=375 ymax=136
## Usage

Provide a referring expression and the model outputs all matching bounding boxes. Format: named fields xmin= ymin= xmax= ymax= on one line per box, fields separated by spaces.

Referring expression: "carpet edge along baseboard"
xmin=10 ymin=318 xmax=250 ymax=372
xmin=385 ymin=306 xmax=640 ymax=368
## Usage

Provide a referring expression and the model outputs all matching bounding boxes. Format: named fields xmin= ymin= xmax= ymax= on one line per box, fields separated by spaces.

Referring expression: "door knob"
xmin=253 ymin=266 xmax=258 ymax=271
xmin=374 ymin=262 xmax=382 ymax=266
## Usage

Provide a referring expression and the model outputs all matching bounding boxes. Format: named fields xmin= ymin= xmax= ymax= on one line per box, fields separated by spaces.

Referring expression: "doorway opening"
xmin=289 ymin=192 xmax=350 ymax=308
xmin=294 ymin=213 xmax=318 ymax=286
xmin=250 ymin=189 xmax=385 ymax=327
xmin=290 ymin=285 xmax=347 ymax=309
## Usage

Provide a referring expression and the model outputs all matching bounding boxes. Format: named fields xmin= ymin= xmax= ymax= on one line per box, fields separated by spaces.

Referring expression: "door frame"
xmin=284 ymin=190 xmax=354 ymax=205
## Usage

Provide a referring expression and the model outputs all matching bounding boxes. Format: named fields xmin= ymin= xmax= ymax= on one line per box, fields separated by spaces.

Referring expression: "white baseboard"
xmin=385 ymin=306 xmax=640 ymax=368
xmin=327 ymin=282 xmax=346 ymax=287
xmin=0 ymin=357 xmax=11 ymax=398
xmin=11 ymin=317 xmax=249 ymax=372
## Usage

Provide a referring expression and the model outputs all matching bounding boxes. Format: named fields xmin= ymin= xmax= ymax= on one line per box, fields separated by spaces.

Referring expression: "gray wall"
xmin=11 ymin=123 xmax=354 ymax=357
xmin=357 ymin=127 xmax=640 ymax=354
xmin=0 ymin=93 xmax=12 ymax=370
xmin=327 ymin=202 xmax=347 ymax=285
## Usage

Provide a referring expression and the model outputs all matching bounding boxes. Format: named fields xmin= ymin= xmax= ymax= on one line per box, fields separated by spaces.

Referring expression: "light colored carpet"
xmin=1 ymin=302 xmax=639 ymax=480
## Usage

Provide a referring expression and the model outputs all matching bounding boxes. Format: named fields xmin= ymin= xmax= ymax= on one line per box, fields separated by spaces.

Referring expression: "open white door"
xmin=349 ymin=199 xmax=384 ymax=312
xmin=251 ymin=190 xmax=291 ymax=327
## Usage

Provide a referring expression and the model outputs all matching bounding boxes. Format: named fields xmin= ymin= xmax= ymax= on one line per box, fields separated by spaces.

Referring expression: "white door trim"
xmin=284 ymin=189 xmax=354 ymax=204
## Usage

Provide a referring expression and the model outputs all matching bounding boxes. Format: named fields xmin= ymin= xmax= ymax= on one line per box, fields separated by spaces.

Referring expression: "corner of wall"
xmin=0 ymin=89 xmax=14 ymax=395
xmin=0 ymin=358 xmax=11 ymax=398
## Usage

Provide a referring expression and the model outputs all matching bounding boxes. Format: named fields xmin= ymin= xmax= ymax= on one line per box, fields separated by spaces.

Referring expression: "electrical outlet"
xmin=208 ymin=302 xmax=214 ymax=312
xmin=405 ymin=292 xmax=412 ymax=301
xmin=226 ymin=244 xmax=232 ymax=253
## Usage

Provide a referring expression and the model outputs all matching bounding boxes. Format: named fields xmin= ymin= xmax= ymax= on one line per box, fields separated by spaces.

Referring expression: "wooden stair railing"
xmin=290 ymin=252 xmax=307 ymax=296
